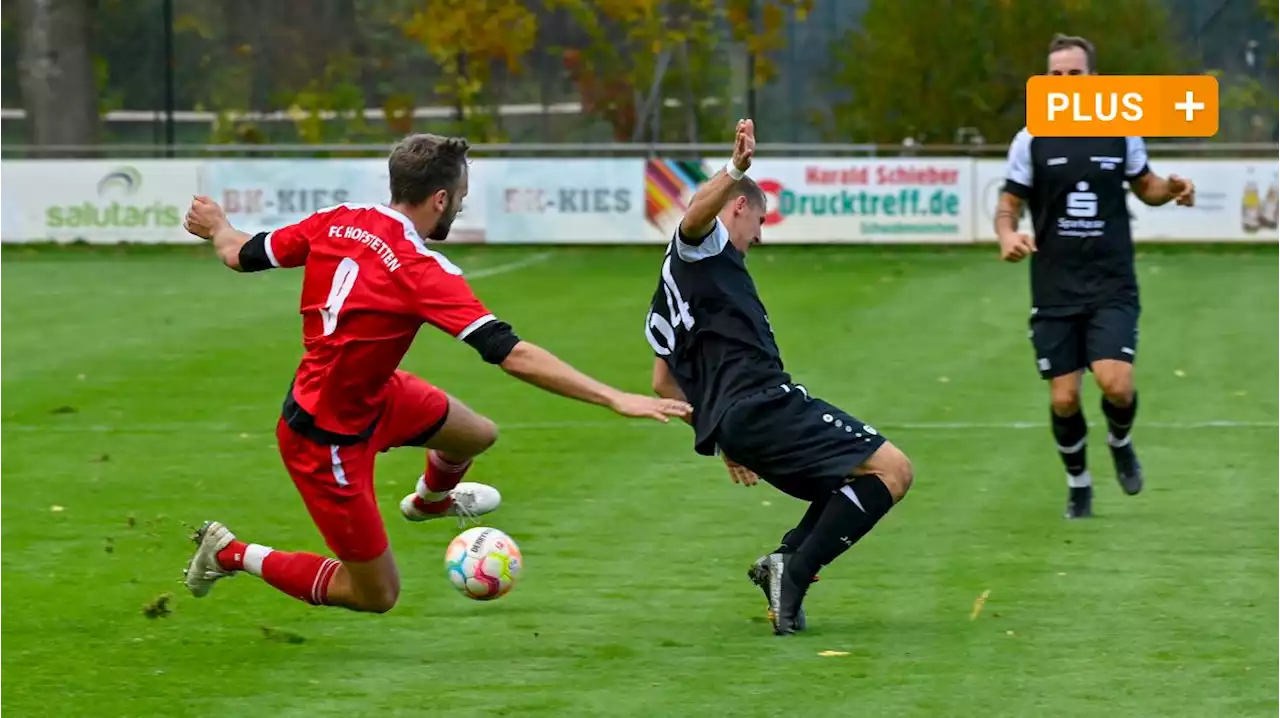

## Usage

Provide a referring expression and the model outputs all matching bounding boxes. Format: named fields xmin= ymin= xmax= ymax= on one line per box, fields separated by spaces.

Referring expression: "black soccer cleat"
xmin=748 ymin=556 xmax=771 ymax=602
xmin=765 ymin=553 xmax=812 ymax=636
xmin=749 ymin=555 xmax=812 ymax=631
xmin=1109 ymin=442 xmax=1144 ymax=496
xmin=1065 ymin=485 xmax=1094 ymax=519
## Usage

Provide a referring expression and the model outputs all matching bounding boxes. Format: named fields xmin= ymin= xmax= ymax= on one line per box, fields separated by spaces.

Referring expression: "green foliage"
xmin=281 ymin=54 xmax=374 ymax=148
xmin=824 ymin=0 xmax=1183 ymax=144
xmin=1205 ymin=0 xmax=1280 ymax=143
xmin=174 ymin=9 xmax=259 ymax=144
xmin=92 ymin=55 xmax=126 ymax=117
xmin=0 ymin=11 xmax=18 ymax=107
xmin=65 ymin=0 xmax=1274 ymax=145
xmin=550 ymin=0 xmax=808 ymax=142
xmin=724 ymin=0 xmax=812 ymax=86
xmin=401 ymin=0 xmax=539 ymax=142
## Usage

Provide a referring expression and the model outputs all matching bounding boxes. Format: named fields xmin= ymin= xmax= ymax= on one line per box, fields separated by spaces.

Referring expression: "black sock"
xmin=789 ymin=476 xmax=894 ymax=580
xmin=775 ymin=494 xmax=830 ymax=553
xmin=1050 ymin=408 xmax=1089 ymax=478
xmin=1102 ymin=391 xmax=1138 ymax=444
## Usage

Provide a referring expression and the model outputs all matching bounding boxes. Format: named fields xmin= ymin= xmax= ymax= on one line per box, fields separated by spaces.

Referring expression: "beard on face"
xmin=426 ymin=198 xmax=460 ymax=241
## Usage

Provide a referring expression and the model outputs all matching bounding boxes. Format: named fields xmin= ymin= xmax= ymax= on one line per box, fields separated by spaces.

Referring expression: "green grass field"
xmin=3 ymin=244 xmax=1277 ymax=717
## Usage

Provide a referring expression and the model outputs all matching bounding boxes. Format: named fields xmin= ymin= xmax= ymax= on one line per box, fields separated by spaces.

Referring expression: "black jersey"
xmin=645 ymin=219 xmax=790 ymax=456
xmin=1003 ymin=130 xmax=1150 ymax=310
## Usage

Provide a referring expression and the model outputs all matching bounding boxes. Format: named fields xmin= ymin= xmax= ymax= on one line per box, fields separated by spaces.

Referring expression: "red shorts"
xmin=276 ymin=370 xmax=450 ymax=562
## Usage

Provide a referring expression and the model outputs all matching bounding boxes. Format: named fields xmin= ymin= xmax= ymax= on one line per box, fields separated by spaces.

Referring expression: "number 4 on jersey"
xmin=645 ymin=255 xmax=694 ymax=355
xmin=321 ymin=257 xmax=360 ymax=336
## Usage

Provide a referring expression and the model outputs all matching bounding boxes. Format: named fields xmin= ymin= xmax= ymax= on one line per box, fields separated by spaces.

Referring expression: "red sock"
xmin=260 ymin=550 xmax=341 ymax=605
xmin=216 ymin=540 xmax=249 ymax=571
xmin=424 ymin=450 xmax=472 ymax=494
xmin=216 ymin=540 xmax=338 ymax=604
xmin=409 ymin=452 xmax=475 ymax=514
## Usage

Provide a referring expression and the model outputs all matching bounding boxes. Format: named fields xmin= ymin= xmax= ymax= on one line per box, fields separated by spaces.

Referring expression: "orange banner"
xmin=1026 ymin=75 xmax=1218 ymax=138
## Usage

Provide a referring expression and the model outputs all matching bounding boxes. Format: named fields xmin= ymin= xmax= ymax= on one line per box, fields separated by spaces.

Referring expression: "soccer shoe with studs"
xmin=400 ymin=480 xmax=501 ymax=525
xmin=749 ymin=555 xmax=813 ymax=631
xmin=765 ymin=553 xmax=813 ymax=636
xmin=184 ymin=521 xmax=236 ymax=598
xmin=1065 ymin=485 xmax=1094 ymax=519
xmin=1109 ymin=441 xmax=1144 ymax=496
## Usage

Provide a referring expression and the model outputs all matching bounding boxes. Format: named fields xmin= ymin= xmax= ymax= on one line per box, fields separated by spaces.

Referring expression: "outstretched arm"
xmin=210 ymin=227 xmax=255 ymax=271
xmin=184 ymin=195 xmax=251 ymax=271
xmin=679 ymin=119 xmax=755 ymax=239
xmin=418 ymin=275 xmax=686 ymax=424
xmin=651 ymin=358 xmax=692 ymax=426
xmin=185 ymin=195 xmax=314 ymax=271
xmin=499 ymin=341 xmax=691 ymax=422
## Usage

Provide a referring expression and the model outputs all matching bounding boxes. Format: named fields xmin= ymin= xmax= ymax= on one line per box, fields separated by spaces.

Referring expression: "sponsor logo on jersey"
xmin=1058 ymin=181 xmax=1107 ymax=238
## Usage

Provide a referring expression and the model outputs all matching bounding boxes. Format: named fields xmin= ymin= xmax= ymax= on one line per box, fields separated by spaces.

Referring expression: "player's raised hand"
xmin=184 ymin=195 xmax=229 ymax=240
xmin=609 ymin=393 xmax=692 ymax=423
xmin=722 ymin=454 xmax=759 ymax=486
xmin=1168 ymin=174 xmax=1196 ymax=207
xmin=998 ymin=231 xmax=1036 ymax=262
xmin=731 ymin=118 xmax=754 ymax=173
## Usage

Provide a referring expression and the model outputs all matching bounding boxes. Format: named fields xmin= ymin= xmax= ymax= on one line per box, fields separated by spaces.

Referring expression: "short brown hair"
xmin=388 ymin=134 xmax=470 ymax=205
xmin=1049 ymin=33 xmax=1096 ymax=73
xmin=731 ymin=177 xmax=767 ymax=211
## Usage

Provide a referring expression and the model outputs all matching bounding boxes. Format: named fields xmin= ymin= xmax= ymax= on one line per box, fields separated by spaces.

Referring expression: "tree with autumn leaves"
xmin=401 ymin=0 xmax=539 ymax=141
xmin=397 ymin=0 xmax=810 ymax=143
xmin=550 ymin=0 xmax=811 ymax=142
xmin=8 ymin=0 xmax=1276 ymax=146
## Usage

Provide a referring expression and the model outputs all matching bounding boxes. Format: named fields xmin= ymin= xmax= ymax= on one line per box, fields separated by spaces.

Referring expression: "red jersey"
xmin=242 ymin=203 xmax=496 ymax=440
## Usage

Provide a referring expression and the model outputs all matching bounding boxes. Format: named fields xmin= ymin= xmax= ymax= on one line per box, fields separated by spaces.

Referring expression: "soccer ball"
xmin=444 ymin=526 xmax=522 ymax=600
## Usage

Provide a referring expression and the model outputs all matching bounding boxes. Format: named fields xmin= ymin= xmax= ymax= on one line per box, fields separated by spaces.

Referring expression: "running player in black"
xmin=645 ymin=119 xmax=914 ymax=635
xmin=995 ymin=34 xmax=1196 ymax=519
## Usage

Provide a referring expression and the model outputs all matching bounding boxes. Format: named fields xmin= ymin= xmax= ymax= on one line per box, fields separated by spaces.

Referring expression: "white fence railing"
xmin=3 ymin=142 xmax=1277 ymax=157
xmin=3 ymin=155 xmax=1277 ymax=244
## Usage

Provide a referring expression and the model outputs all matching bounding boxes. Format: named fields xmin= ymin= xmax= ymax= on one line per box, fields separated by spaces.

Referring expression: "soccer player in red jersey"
xmin=180 ymin=134 xmax=691 ymax=613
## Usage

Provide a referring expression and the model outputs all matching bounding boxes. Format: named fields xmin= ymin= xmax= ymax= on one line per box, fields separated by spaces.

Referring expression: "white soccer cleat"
xmin=400 ymin=480 xmax=502 ymax=526
xmin=184 ymin=520 xmax=236 ymax=598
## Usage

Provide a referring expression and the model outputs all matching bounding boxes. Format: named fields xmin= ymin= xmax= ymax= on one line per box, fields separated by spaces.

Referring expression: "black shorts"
xmin=1029 ymin=303 xmax=1139 ymax=379
xmin=715 ymin=383 xmax=887 ymax=501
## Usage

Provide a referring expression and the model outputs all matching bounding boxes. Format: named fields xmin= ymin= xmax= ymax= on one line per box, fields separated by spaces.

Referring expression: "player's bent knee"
xmin=433 ymin=408 xmax=500 ymax=459
xmin=338 ymin=553 xmax=402 ymax=613
xmin=355 ymin=581 xmax=401 ymax=614
xmin=1096 ymin=376 xmax=1133 ymax=404
xmin=472 ymin=416 xmax=499 ymax=454
xmin=1050 ymin=388 xmax=1082 ymax=416
xmin=1090 ymin=361 xmax=1134 ymax=405
xmin=885 ymin=451 xmax=915 ymax=501
xmin=1101 ymin=385 xmax=1133 ymax=406
xmin=860 ymin=441 xmax=914 ymax=502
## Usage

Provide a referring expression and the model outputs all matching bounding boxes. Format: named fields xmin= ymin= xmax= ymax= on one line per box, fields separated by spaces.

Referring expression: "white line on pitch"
xmin=466 ymin=252 xmax=554 ymax=280
xmin=3 ymin=419 xmax=1275 ymax=435
xmin=499 ymin=419 xmax=1280 ymax=431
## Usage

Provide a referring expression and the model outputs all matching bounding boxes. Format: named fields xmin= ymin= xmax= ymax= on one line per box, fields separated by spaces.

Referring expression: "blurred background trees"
xmin=1 ymin=0 xmax=1275 ymax=147
xmin=824 ymin=0 xmax=1183 ymax=145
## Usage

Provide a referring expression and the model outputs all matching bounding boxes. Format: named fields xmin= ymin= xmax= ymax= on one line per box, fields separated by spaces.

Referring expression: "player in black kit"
xmin=995 ymin=35 xmax=1196 ymax=519
xmin=645 ymin=119 xmax=914 ymax=635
